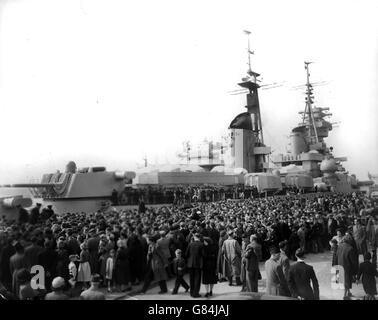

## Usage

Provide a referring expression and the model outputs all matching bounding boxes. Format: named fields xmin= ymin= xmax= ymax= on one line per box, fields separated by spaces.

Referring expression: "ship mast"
xmin=240 ymin=30 xmax=264 ymax=145
xmin=304 ymin=61 xmax=319 ymax=144
xmin=228 ymin=30 xmax=271 ymax=173
xmin=245 ymin=30 xmax=253 ymax=76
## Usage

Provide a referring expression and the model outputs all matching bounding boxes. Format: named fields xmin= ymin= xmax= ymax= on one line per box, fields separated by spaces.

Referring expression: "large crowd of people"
xmin=0 ymin=190 xmax=377 ymax=300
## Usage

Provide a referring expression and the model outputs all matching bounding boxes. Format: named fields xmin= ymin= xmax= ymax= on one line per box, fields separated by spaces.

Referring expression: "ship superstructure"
xmin=228 ymin=30 xmax=271 ymax=173
xmin=176 ymin=138 xmax=228 ymax=171
xmin=273 ymin=62 xmax=335 ymax=175
xmin=272 ymin=62 xmax=357 ymax=192
xmin=177 ymin=31 xmax=271 ymax=174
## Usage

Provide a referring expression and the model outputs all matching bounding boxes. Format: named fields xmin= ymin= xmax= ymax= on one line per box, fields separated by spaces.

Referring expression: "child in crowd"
xmin=106 ymin=249 xmax=116 ymax=293
xmin=172 ymin=249 xmax=189 ymax=295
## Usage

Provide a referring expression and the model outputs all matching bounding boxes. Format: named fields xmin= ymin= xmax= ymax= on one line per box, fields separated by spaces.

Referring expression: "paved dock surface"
xmin=98 ymin=251 xmax=373 ymax=301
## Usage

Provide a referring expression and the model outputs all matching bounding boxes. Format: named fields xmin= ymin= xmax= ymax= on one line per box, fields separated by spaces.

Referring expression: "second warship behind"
xmin=271 ymin=61 xmax=358 ymax=193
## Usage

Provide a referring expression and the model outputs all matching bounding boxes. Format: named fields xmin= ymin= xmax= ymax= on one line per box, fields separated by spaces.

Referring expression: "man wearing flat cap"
xmin=288 ymin=249 xmax=319 ymax=300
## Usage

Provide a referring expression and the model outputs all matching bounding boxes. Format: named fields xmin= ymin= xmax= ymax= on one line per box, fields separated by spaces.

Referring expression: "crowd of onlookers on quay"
xmin=0 ymin=190 xmax=377 ymax=300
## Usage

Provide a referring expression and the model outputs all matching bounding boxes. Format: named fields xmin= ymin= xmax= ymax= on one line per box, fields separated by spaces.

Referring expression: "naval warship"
xmin=0 ymin=32 xmax=362 ymax=220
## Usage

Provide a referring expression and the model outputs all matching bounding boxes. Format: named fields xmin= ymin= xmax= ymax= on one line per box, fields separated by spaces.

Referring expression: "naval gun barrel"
xmin=0 ymin=183 xmax=61 ymax=188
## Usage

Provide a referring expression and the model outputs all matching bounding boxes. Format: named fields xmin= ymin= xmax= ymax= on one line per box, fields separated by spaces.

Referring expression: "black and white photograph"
xmin=0 ymin=0 xmax=377 ymax=313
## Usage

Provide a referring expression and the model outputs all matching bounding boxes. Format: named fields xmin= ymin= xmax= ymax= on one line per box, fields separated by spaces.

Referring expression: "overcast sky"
xmin=0 ymin=0 xmax=377 ymax=184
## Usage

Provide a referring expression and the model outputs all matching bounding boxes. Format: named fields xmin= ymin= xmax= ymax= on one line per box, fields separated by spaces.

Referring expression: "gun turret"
xmin=0 ymin=162 xmax=137 ymax=214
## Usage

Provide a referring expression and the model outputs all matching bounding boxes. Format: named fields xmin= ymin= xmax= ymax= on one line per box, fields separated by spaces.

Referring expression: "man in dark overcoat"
xmin=288 ymin=249 xmax=319 ymax=300
xmin=186 ymin=232 xmax=204 ymax=298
